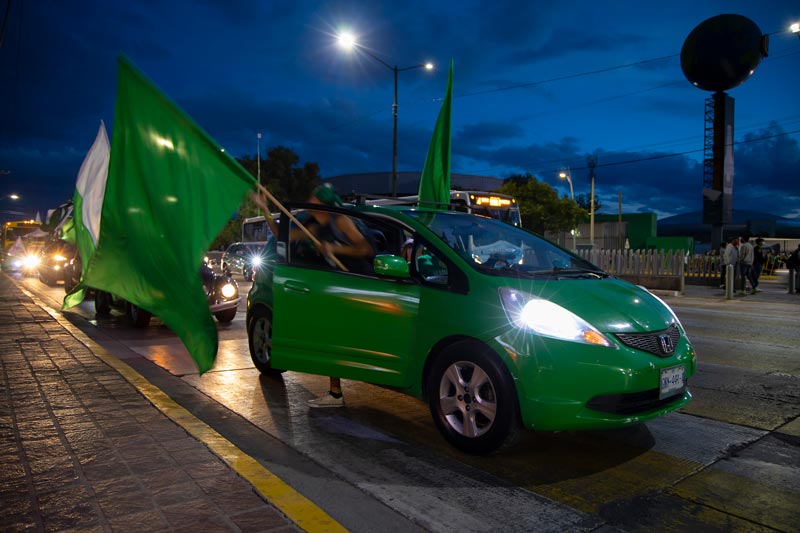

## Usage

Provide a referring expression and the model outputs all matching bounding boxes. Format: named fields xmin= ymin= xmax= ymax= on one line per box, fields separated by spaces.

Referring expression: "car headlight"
xmin=220 ymin=282 xmax=237 ymax=299
xmin=250 ymin=255 xmax=262 ymax=268
xmin=499 ymin=287 xmax=615 ymax=347
xmin=23 ymin=254 xmax=40 ymax=268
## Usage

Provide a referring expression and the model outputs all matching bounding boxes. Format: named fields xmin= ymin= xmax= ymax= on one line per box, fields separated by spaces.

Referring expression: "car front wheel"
xmin=247 ymin=307 xmax=283 ymax=374
xmin=214 ymin=308 xmax=237 ymax=323
xmin=426 ymin=340 xmax=521 ymax=455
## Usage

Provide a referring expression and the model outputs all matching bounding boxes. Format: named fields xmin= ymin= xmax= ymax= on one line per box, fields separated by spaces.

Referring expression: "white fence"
xmin=577 ymin=249 xmax=686 ymax=291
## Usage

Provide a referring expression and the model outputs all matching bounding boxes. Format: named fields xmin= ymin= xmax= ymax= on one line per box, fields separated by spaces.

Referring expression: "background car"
xmin=95 ymin=265 xmax=240 ymax=327
xmin=38 ymin=239 xmax=78 ymax=289
xmin=222 ymin=241 xmax=267 ymax=281
xmin=204 ymin=250 xmax=224 ymax=272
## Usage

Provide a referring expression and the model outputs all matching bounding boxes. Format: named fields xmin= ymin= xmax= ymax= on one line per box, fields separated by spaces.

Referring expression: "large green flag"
xmin=417 ymin=60 xmax=453 ymax=209
xmin=65 ymin=57 xmax=256 ymax=373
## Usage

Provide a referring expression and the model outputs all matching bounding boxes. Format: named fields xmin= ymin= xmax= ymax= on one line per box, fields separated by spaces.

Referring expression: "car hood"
xmin=494 ymin=276 xmax=678 ymax=334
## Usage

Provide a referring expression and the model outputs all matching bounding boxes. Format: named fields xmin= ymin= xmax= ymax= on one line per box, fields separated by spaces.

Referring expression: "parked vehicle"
xmin=246 ymin=203 xmax=696 ymax=454
xmin=222 ymin=241 xmax=268 ymax=281
xmin=204 ymin=250 xmax=224 ymax=272
xmin=38 ymin=239 xmax=79 ymax=290
xmin=96 ymin=264 xmax=240 ymax=327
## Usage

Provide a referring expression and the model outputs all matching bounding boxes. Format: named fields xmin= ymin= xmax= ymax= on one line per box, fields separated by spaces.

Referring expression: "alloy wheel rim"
xmin=438 ymin=361 xmax=497 ymax=438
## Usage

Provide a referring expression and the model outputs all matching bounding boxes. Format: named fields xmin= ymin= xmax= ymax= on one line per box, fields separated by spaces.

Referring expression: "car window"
xmin=405 ymin=211 xmax=601 ymax=277
xmin=285 ymin=210 xmax=398 ymax=276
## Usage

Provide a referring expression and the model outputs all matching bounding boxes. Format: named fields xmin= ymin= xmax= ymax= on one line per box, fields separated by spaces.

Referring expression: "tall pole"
xmin=618 ymin=190 xmax=622 ymax=250
xmin=257 ymin=132 xmax=262 ymax=216
xmin=559 ymin=168 xmax=575 ymax=250
xmin=587 ymin=155 xmax=597 ymax=249
xmin=392 ymin=66 xmax=399 ymax=197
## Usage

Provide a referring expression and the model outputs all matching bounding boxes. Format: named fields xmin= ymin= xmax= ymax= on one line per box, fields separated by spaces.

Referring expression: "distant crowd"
xmin=708 ymin=237 xmax=800 ymax=294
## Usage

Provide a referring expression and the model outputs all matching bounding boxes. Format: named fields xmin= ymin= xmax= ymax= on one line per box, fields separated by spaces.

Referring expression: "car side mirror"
xmin=374 ymin=254 xmax=410 ymax=278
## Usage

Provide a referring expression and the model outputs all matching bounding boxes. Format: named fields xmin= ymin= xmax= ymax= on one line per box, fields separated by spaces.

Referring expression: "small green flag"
xmin=64 ymin=57 xmax=256 ymax=373
xmin=418 ymin=60 xmax=453 ymax=209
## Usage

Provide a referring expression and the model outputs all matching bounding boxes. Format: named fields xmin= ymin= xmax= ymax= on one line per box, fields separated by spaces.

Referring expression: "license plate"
xmin=659 ymin=365 xmax=685 ymax=399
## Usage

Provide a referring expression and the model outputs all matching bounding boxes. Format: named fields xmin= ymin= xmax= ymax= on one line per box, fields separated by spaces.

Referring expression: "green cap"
xmin=312 ymin=183 xmax=343 ymax=206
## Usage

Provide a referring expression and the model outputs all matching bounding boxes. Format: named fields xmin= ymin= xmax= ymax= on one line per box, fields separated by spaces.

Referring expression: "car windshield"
xmin=405 ymin=211 xmax=606 ymax=279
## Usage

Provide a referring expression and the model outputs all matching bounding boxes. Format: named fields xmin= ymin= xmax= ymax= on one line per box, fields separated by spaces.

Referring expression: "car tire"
xmin=426 ymin=340 xmax=521 ymax=455
xmin=39 ymin=270 xmax=56 ymax=287
xmin=214 ymin=308 xmax=237 ymax=323
xmin=247 ymin=306 xmax=283 ymax=374
xmin=95 ymin=290 xmax=112 ymax=316
xmin=244 ymin=267 xmax=253 ymax=282
xmin=127 ymin=302 xmax=152 ymax=328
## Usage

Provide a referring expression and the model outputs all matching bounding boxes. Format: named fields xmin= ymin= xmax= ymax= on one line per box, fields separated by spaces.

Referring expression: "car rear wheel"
xmin=426 ymin=340 xmax=521 ymax=455
xmin=214 ymin=308 xmax=237 ymax=323
xmin=248 ymin=307 xmax=283 ymax=374
xmin=95 ymin=290 xmax=112 ymax=315
xmin=127 ymin=302 xmax=152 ymax=328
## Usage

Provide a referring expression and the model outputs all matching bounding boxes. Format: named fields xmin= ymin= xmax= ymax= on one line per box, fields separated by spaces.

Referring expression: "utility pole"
xmin=257 ymin=133 xmax=262 ymax=216
xmin=587 ymin=154 xmax=598 ymax=248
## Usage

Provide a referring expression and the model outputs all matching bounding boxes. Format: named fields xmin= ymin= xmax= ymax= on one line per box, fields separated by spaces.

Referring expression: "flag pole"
xmin=250 ymin=185 xmax=349 ymax=272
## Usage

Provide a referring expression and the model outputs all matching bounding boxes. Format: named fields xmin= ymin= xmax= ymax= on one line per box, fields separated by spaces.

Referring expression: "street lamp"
xmin=558 ymin=169 xmax=576 ymax=250
xmin=792 ymin=22 xmax=800 ymax=38
xmin=337 ymin=32 xmax=433 ymax=197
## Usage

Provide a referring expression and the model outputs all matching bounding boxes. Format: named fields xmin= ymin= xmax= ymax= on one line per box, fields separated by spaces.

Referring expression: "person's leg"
xmin=330 ymin=377 xmax=342 ymax=396
xmin=308 ymin=376 xmax=344 ymax=408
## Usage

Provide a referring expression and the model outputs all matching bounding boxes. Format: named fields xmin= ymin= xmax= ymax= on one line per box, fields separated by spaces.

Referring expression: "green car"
xmin=246 ymin=203 xmax=696 ymax=454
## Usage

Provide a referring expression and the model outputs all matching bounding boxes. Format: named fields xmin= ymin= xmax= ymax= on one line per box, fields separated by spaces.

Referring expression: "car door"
xmin=270 ymin=209 xmax=420 ymax=388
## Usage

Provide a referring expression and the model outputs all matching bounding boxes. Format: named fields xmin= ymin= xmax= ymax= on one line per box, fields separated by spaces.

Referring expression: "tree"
xmin=575 ymin=193 xmax=602 ymax=213
xmin=498 ymin=173 xmax=586 ymax=235
xmin=209 ymin=146 xmax=321 ymax=250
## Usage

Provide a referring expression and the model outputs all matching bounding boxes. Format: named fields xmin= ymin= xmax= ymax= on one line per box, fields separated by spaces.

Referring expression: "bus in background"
xmin=241 ymin=214 xmax=277 ymax=243
xmin=2 ymin=219 xmax=46 ymax=272
xmin=363 ymin=190 xmax=522 ymax=227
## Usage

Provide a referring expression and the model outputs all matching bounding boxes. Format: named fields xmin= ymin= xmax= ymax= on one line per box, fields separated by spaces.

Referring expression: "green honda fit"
xmin=246 ymin=203 xmax=696 ymax=454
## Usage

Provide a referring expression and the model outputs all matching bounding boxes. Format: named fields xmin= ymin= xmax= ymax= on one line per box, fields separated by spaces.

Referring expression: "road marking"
xmin=25 ymin=287 xmax=347 ymax=533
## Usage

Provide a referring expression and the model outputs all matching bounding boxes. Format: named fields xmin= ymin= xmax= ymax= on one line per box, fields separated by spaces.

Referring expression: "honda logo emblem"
xmin=659 ymin=335 xmax=675 ymax=354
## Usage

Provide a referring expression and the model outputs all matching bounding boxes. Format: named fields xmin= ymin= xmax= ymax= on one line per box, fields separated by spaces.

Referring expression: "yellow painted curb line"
xmin=23 ymin=286 xmax=347 ymax=533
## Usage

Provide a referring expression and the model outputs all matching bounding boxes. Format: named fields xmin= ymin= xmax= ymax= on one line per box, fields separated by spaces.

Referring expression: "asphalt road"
xmin=16 ymin=273 xmax=800 ymax=532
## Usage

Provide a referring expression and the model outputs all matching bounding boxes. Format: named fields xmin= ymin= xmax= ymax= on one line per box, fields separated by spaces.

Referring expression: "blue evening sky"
xmin=1 ymin=0 xmax=798 ymax=221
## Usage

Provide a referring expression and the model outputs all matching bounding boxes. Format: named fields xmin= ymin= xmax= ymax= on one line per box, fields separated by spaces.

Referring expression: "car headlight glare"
xmin=220 ymin=283 xmax=237 ymax=299
xmin=250 ymin=255 xmax=262 ymax=267
xmin=499 ymin=287 xmax=615 ymax=347
xmin=54 ymin=254 xmax=67 ymax=262
xmin=23 ymin=254 xmax=40 ymax=268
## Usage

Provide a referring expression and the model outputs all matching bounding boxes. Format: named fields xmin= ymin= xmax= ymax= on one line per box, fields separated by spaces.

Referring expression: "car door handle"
xmin=284 ymin=281 xmax=310 ymax=293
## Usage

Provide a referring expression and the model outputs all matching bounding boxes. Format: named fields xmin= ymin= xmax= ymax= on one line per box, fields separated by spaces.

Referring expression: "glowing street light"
xmin=337 ymin=31 xmax=433 ymax=197
xmin=791 ymin=22 xmax=800 ymax=38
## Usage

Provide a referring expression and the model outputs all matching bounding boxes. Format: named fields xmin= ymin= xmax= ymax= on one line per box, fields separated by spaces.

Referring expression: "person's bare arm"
xmin=325 ymin=216 xmax=373 ymax=258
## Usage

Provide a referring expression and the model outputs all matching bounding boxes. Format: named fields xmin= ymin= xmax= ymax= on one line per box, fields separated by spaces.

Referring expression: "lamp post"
xmin=337 ymin=32 xmax=433 ymax=197
xmin=559 ymin=169 xmax=576 ymax=250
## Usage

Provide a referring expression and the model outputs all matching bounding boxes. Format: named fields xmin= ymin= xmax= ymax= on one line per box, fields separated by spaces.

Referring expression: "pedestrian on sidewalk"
xmin=788 ymin=243 xmax=800 ymax=293
xmin=720 ymin=237 xmax=739 ymax=290
xmin=738 ymin=236 xmax=756 ymax=294
xmin=753 ymin=238 xmax=766 ymax=286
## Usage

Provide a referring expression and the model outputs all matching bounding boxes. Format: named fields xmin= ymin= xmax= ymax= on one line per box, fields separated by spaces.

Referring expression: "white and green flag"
xmin=63 ymin=121 xmax=110 ymax=309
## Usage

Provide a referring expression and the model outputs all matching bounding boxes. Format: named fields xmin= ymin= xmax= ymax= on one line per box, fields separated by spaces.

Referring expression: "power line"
xmin=528 ymin=128 xmax=800 ymax=177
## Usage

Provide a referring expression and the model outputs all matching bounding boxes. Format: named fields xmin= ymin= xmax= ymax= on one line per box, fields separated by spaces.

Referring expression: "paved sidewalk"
xmin=0 ymin=273 xmax=299 ymax=532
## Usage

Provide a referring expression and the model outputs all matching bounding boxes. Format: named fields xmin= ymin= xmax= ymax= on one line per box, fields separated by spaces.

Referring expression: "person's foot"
xmin=308 ymin=392 xmax=344 ymax=408
xmin=737 ymin=290 xmax=747 ymax=296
